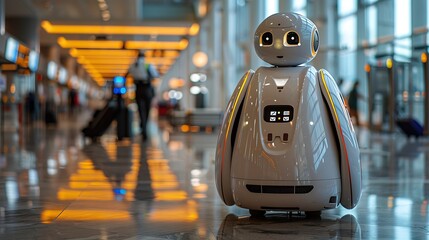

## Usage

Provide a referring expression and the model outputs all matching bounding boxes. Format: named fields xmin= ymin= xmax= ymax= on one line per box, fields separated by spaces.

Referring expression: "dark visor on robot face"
xmin=260 ymin=32 xmax=273 ymax=46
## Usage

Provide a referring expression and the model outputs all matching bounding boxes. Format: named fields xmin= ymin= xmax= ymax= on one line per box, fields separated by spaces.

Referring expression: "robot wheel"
xmin=249 ymin=209 xmax=266 ymax=217
xmin=305 ymin=211 xmax=321 ymax=218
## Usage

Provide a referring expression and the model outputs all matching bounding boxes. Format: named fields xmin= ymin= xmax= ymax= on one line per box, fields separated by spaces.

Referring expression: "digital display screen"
xmin=58 ymin=68 xmax=67 ymax=84
xmin=264 ymin=105 xmax=294 ymax=123
xmin=28 ymin=51 xmax=39 ymax=72
xmin=47 ymin=61 xmax=58 ymax=80
xmin=5 ymin=38 xmax=19 ymax=63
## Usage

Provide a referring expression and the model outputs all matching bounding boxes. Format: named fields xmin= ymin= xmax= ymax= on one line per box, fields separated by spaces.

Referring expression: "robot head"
xmin=254 ymin=12 xmax=319 ymax=67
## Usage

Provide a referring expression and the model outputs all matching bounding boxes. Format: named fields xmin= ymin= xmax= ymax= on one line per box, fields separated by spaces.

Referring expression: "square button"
xmin=270 ymin=117 xmax=276 ymax=122
xmin=283 ymin=117 xmax=289 ymax=122
xmin=270 ymin=111 xmax=277 ymax=116
xmin=284 ymin=111 xmax=290 ymax=115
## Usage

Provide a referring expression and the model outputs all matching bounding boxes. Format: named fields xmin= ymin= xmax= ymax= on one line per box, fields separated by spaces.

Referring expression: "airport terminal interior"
xmin=1 ymin=0 xmax=429 ymax=239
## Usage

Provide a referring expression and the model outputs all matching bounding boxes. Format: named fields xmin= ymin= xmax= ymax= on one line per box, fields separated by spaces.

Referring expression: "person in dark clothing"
xmin=348 ymin=81 xmax=361 ymax=126
xmin=126 ymin=51 xmax=158 ymax=140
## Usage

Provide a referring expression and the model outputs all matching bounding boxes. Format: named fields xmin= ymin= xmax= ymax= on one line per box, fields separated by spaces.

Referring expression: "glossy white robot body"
xmin=215 ymin=12 xmax=361 ymax=214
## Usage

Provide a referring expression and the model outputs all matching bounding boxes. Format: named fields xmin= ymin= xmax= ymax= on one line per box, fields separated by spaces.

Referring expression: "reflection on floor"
xmin=0 ymin=116 xmax=429 ymax=239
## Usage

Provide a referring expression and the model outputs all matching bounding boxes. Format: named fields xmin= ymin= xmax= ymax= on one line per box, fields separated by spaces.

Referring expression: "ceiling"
xmin=4 ymin=0 xmax=207 ymax=85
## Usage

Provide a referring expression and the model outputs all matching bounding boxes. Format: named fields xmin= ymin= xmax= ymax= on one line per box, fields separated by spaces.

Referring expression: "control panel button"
xmin=264 ymin=105 xmax=294 ymax=123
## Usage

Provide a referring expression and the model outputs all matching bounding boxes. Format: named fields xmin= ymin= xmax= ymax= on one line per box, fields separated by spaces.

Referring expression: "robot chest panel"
xmin=238 ymin=66 xmax=322 ymax=147
xmin=254 ymin=68 xmax=307 ymax=126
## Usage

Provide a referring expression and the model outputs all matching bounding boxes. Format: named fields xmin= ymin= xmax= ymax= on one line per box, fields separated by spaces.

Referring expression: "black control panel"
xmin=263 ymin=105 xmax=294 ymax=123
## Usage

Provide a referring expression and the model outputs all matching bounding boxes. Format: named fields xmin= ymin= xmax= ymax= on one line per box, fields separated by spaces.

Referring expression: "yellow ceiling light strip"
xmin=70 ymin=49 xmax=138 ymax=57
xmin=78 ymin=57 xmax=134 ymax=65
xmin=145 ymin=50 xmax=180 ymax=58
xmin=42 ymin=21 xmax=199 ymax=36
xmin=88 ymin=69 xmax=128 ymax=74
xmin=83 ymin=64 xmax=130 ymax=70
xmin=99 ymin=72 xmax=125 ymax=76
xmin=125 ymin=39 xmax=189 ymax=50
xmin=58 ymin=37 xmax=123 ymax=49
xmin=76 ymin=55 xmax=137 ymax=60
xmin=145 ymin=57 xmax=174 ymax=65
xmin=189 ymin=23 xmax=200 ymax=36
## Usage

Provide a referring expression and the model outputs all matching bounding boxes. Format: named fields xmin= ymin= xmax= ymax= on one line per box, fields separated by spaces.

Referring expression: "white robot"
xmin=215 ymin=12 xmax=361 ymax=216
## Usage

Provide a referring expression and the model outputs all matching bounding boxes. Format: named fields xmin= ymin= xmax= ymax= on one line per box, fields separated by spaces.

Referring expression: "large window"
xmin=338 ymin=0 xmax=357 ymax=82
xmin=338 ymin=0 xmax=357 ymax=16
xmin=339 ymin=16 xmax=357 ymax=51
xmin=394 ymin=0 xmax=411 ymax=58
xmin=265 ymin=0 xmax=278 ymax=18
xmin=367 ymin=5 xmax=377 ymax=45
xmin=292 ymin=0 xmax=307 ymax=16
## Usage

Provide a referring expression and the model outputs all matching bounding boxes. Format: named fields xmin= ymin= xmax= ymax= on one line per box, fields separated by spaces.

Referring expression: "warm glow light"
xmin=125 ymin=39 xmax=189 ymax=50
xmin=386 ymin=58 xmax=393 ymax=69
xmin=84 ymin=65 xmax=130 ymax=70
xmin=58 ymin=37 xmax=123 ymax=49
xmin=190 ymin=126 xmax=200 ymax=132
xmin=10 ymin=84 xmax=16 ymax=94
xmin=100 ymin=73 xmax=127 ymax=77
xmin=192 ymin=51 xmax=208 ymax=68
xmin=145 ymin=50 xmax=180 ymax=58
xmin=42 ymin=21 xmax=197 ymax=36
xmin=87 ymin=69 xmax=128 ymax=74
xmin=155 ymin=191 xmax=187 ymax=201
xmin=70 ymin=49 xmax=138 ymax=57
xmin=151 ymin=182 xmax=179 ymax=189
xmin=78 ymin=161 xmax=94 ymax=168
xmin=69 ymin=175 xmax=107 ymax=181
xmin=181 ymin=125 xmax=190 ymax=132
xmin=169 ymin=78 xmax=186 ymax=88
xmin=77 ymin=55 xmax=137 ymax=61
xmin=364 ymin=64 xmax=371 ymax=73
xmin=189 ymin=23 xmax=200 ymax=36
xmin=148 ymin=204 xmax=198 ymax=222
xmin=78 ymin=57 xmax=134 ymax=65
xmin=197 ymin=0 xmax=208 ymax=18
xmin=41 ymin=210 xmax=130 ymax=223
xmin=1 ymin=64 xmax=17 ymax=71
xmin=421 ymin=52 xmax=427 ymax=63
xmin=145 ymin=58 xmax=174 ymax=65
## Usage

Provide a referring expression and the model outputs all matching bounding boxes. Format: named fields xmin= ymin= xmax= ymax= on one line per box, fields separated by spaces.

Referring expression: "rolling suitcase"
xmin=396 ymin=118 xmax=423 ymax=138
xmin=117 ymin=107 xmax=133 ymax=140
xmin=82 ymin=99 xmax=118 ymax=140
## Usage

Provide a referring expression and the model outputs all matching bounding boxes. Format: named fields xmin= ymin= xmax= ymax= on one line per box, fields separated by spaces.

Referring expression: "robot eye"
xmin=284 ymin=31 xmax=300 ymax=46
xmin=260 ymin=32 xmax=273 ymax=46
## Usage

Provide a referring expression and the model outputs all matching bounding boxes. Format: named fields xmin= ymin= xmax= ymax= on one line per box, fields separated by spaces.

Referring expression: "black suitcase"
xmin=396 ymin=118 xmax=424 ymax=138
xmin=117 ymin=107 xmax=133 ymax=140
xmin=82 ymin=99 xmax=118 ymax=139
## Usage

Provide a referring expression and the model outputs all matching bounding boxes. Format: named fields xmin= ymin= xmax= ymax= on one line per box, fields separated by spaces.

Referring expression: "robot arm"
xmin=215 ymin=70 xmax=254 ymax=205
xmin=318 ymin=69 xmax=362 ymax=209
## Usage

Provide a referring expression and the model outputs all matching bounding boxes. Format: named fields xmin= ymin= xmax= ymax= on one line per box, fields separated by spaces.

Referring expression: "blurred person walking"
xmin=126 ymin=51 xmax=158 ymax=140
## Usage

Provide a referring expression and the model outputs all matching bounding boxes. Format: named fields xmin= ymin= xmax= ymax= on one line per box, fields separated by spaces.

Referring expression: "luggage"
xmin=116 ymin=107 xmax=133 ymax=140
xmin=45 ymin=110 xmax=57 ymax=125
xmin=82 ymin=99 xmax=118 ymax=139
xmin=396 ymin=118 xmax=424 ymax=138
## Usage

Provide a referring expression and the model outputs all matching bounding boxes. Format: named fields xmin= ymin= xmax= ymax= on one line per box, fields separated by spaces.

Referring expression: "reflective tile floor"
xmin=0 ymin=114 xmax=429 ymax=239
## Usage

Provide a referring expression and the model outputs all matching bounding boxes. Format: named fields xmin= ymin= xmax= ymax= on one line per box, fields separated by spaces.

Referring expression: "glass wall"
xmin=161 ymin=0 xmax=429 ymax=126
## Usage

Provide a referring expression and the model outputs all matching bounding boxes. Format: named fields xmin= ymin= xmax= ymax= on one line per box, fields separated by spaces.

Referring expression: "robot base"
xmin=248 ymin=209 xmax=322 ymax=218
xmin=232 ymin=178 xmax=341 ymax=213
